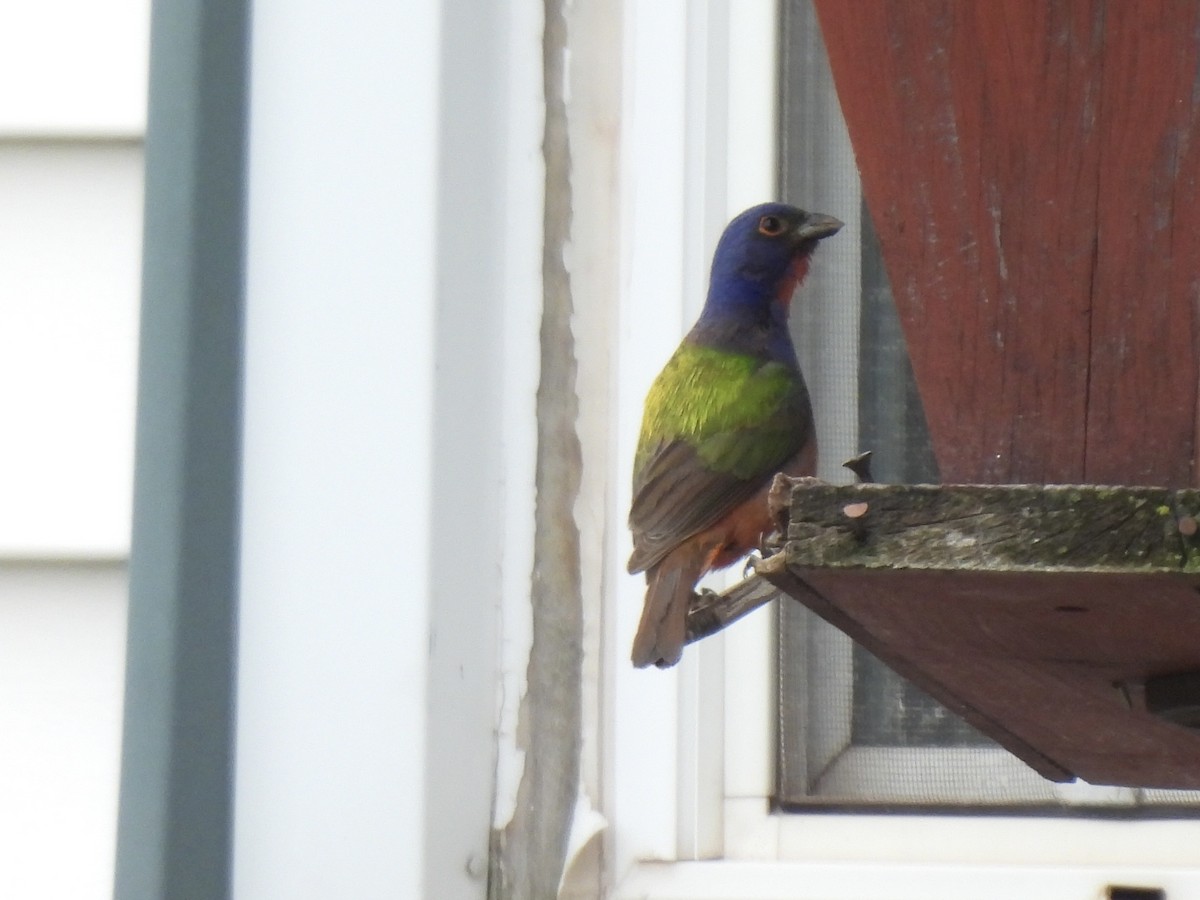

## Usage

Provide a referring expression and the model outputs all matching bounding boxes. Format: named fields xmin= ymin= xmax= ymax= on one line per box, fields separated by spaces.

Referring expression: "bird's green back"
xmin=636 ymin=342 xmax=808 ymax=482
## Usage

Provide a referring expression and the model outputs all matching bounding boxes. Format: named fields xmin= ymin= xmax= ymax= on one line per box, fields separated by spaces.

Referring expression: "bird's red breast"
xmin=774 ymin=255 xmax=812 ymax=310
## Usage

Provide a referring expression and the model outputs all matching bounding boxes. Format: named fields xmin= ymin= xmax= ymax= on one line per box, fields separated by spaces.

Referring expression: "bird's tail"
xmin=631 ymin=541 xmax=707 ymax=669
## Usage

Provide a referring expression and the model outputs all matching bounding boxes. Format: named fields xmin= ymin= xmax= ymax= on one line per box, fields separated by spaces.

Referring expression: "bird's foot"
xmin=684 ymin=587 xmax=724 ymax=644
xmin=743 ymin=552 xmax=765 ymax=578
xmin=759 ymin=526 xmax=788 ymax=557
xmin=687 ymin=586 xmax=722 ymax=613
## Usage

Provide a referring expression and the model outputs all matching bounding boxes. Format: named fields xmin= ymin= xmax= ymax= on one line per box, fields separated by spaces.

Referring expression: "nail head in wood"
xmin=842 ymin=450 xmax=874 ymax=483
xmin=843 ymin=502 xmax=870 ymax=519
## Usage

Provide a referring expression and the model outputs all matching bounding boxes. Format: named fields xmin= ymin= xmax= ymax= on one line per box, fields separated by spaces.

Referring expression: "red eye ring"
xmin=757 ymin=215 xmax=786 ymax=236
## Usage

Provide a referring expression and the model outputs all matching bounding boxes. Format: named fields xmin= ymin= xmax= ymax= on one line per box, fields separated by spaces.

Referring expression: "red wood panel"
xmin=1088 ymin=2 xmax=1200 ymax=485
xmin=813 ymin=0 xmax=1200 ymax=486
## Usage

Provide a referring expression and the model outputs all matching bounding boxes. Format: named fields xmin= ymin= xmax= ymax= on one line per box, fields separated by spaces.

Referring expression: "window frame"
xmin=606 ymin=3 xmax=1200 ymax=896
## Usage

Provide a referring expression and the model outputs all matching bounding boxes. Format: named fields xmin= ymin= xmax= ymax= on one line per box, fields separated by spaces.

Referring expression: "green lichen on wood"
xmin=784 ymin=482 xmax=1200 ymax=574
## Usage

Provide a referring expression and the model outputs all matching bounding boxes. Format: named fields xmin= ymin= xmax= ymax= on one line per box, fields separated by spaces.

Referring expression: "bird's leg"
xmin=757 ymin=525 xmax=789 ymax=558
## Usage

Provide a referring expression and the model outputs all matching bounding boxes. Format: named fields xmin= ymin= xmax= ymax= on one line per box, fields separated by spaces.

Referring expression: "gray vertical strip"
xmin=489 ymin=0 xmax=583 ymax=896
xmin=114 ymin=0 xmax=249 ymax=895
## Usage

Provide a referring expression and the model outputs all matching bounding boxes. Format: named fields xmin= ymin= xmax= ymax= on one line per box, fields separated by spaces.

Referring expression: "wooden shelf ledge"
xmin=690 ymin=481 xmax=1200 ymax=789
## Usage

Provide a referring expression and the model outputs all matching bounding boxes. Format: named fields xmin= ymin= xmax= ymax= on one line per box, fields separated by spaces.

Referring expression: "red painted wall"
xmin=815 ymin=0 xmax=1200 ymax=486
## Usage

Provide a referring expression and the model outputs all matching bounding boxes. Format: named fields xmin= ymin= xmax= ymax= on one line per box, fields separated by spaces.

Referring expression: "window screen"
xmin=776 ymin=0 xmax=1200 ymax=812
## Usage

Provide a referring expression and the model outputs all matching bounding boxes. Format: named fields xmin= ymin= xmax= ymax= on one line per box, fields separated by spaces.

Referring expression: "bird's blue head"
xmin=699 ymin=202 xmax=843 ymax=331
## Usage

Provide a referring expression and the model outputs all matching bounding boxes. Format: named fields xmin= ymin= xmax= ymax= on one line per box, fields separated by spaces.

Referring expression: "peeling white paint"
xmin=492 ymin=0 xmax=548 ymax=834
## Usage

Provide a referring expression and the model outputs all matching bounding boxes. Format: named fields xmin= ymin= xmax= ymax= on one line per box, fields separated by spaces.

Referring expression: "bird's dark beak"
xmin=794 ymin=213 xmax=844 ymax=242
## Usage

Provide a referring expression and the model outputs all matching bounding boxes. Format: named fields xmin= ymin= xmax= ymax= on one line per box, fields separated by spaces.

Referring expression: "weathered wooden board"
xmin=812 ymin=0 xmax=1200 ymax=487
xmin=768 ymin=481 xmax=1200 ymax=788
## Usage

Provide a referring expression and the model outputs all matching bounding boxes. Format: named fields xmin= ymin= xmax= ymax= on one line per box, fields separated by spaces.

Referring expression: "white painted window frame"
xmin=607 ymin=3 xmax=1200 ymax=898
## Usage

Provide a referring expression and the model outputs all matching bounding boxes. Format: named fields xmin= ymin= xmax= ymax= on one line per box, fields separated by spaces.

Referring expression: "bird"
xmin=628 ymin=202 xmax=843 ymax=668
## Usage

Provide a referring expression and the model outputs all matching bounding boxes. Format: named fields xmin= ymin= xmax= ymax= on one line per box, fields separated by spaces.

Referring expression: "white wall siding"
xmin=0 ymin=142 xmax=142 ymax=557
xmin=0 ymin=0 xmax=150 ymax=135
xmin=0 ymin=562 xmax=127 ymax=899
xmin=0 ymin=1 xmax=146 ymax=897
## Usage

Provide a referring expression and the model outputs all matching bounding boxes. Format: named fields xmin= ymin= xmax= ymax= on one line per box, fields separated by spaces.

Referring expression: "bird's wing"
xmin=627 ymin=347 xmax=813 ymax=574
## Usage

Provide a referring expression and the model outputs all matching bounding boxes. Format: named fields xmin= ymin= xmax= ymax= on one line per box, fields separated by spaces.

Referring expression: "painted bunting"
xmin=628 ymin=203 xmax=843 ymax=668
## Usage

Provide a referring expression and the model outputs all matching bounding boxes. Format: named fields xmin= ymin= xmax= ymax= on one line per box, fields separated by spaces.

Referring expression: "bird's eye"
xmin=757 ymin=215 xmax=786 ymax=236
